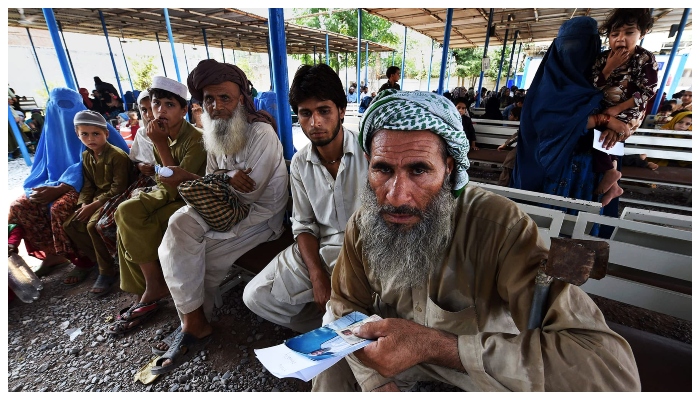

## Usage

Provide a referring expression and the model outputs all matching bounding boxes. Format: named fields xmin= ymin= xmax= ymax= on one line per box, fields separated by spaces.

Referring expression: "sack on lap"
xmin=178 ymin=173 xmax=250 ymax=232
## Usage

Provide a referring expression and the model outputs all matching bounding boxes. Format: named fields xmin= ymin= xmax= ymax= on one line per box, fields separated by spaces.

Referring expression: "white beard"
xmin=201 ymin=105 xmax=249 ymax=157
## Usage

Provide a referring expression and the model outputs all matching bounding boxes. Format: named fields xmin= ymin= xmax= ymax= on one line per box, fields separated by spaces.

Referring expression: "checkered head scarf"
xmin=358 ymin=89 xmax=470 ymax=197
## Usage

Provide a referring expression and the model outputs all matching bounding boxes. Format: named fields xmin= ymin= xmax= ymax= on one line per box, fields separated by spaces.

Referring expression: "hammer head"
xmin=544 ymin=238 xmax=609 ymax=286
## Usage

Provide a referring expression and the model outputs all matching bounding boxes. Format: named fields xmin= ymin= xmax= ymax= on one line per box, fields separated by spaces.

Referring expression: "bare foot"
xmin=601 ymin=183 xmax=624 ymax=206
xmin=647 ymin=162 xmax=659 ymax=171
xmin=595 ymin=169 xmax=622 ymax=195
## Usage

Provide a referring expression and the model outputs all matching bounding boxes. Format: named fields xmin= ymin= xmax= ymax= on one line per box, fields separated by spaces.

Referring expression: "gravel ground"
xmin=7 ymin=157 xmax=458 ymax=393
xmin=6 ymin=156 xmax=689 ymax=392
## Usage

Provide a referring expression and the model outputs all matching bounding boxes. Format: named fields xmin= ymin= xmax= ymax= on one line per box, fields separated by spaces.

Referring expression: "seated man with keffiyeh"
xmin=312 ymin=90 xmax=640 ymax=392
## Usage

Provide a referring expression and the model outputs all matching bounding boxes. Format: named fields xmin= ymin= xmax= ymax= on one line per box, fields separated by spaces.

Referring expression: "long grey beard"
xmin=358 ymin=178 xmax=456 ymax=291
xmin=201 ymin=105 xmax=249 ymax=157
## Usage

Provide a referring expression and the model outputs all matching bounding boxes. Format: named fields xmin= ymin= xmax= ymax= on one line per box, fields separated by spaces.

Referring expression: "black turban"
xmin=187 ymin=59 xmax=276 ymax=131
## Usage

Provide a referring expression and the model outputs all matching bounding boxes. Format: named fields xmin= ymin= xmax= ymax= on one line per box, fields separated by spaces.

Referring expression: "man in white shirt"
xmin=151 ymin=59 xmax=288 ymax=375
xmin=243 ymin=63 xmax=367 ymax=334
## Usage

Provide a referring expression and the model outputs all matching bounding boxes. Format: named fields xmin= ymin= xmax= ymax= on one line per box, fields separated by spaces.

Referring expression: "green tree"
xmin=485 ymin=46 xmax=518 ymax=88
xmin=291 ymin=8 xmax=399 ymax=72
xmin=128 ymin=55 xmax=159 ymax=91
xmin=452 ymin=48 xmax=483 ymax=88
xmin=33 ymin=80 xmax=62 ymax=105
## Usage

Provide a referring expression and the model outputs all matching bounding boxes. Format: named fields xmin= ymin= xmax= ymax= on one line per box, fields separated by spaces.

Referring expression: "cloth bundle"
xmin=178 ymin=173 xmax=249 ymax=232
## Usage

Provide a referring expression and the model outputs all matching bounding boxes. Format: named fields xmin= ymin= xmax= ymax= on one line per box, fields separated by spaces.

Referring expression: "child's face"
xmin=139 ymin=98 xmax=154 ymax=125
xmin=128 ymin=112 xmax=138 ymax=121
xmin=151 ymin=94 xmax=186 ymax=131
xmin=76 ymin=125 xmax=109 ymax=152
xmin=609 ymin=23 xmax=642 ymax=54
xmin=674 ymin=117 xmax=692 ymax=131
xmin=455 ymin=102 xmax=467 ymax=116
xmin=681 ymin=91 xmax=692 ymax=105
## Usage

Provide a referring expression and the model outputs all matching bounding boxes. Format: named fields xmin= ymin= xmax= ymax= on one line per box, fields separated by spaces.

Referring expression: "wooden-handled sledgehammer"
xmin=527 ymin=237 xmax=610 ymax=330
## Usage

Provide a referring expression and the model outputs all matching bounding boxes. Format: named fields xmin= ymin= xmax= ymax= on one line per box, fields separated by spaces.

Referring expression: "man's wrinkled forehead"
xmin=203 ymin=81 xmax=241 ymax=97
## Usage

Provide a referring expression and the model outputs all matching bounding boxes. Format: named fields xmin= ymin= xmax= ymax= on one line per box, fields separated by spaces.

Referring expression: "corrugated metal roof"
xmin=7 ymin=8 xmax=394 ymax=54
xmin=363 ymin=8 xmax=692 ymax=48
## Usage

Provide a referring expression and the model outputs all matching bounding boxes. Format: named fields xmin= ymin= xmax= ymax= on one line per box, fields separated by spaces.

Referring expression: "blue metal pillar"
xmin=163 ymin=8 xmax=182 ymax=82
xmin=268 ymin=9 xmax=294 ymax=160
xmin=391 ymin=50 xmax=395 ymax=66
xmin=505 ymin=31 xmax=518 ymax=87
xmin=56 ymin=21 xmax=79 ymax=88
xmin=98 ymin=10 xmax=126 ymax=108
xmin=266 ymin=29 xmax=274 ymax=90
xmin=345 ymin=53 xmax=348 ymax=91
xmin=8 ymin=105 xmax=32 ymax=166
xmin=437 ymin=8 xmax=453 ymax=95
xmin=117 ymin=37 xmax=135 ymax=94
xmin=220 ymin=40 xmax=225 ymax=63
xmin=182 ymin=43 xmax=190 ymax=75
xmin=202 ymin=28 xmax=210 ymax=59
xmin=668 ymin=54 xmax=688 ymax=97
xmin=325 ymin=34 xmax=330 ymax=64
xmin=356 ymin=9 xmax=362 ymax=103
xmin=427 ymin=39 xmax=434 ymax=91
xmin=651 ymin=8 xmax=689 ymax=115
xmin=43 ymin=9 xmax=76 ymax=90
xmin=26 ymin=28 xmax=49 ymax=96
xmin=495 ymin=28 xmax=509 ymax=92
xmin=155 ymin=32 xmax=167 ymax=77
xmin=233 ymin=49 xmax=236 ymax=64
xmin=401 ymin=26 xmax=407 ymax=88
xmin=364 ymin=41 xmax=369 ymax=87
xmin=476 ymin=8 xmax=494 ymax=107
xmin=314 ymin=46 xmax=317 ymax=65
xmin=512 ymin=42 xmax=523 ymax=82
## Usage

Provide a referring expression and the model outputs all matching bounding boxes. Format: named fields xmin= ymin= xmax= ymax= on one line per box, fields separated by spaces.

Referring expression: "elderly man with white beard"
xmin=149 ymin=59 xmax=288 ymax=375
xmin=317 ymin=90 xmax=640 ymax=392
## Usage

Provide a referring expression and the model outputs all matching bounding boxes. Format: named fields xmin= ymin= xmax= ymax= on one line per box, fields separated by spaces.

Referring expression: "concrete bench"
xmin=469 ymin=120 xmax=692 ymax=212
xmin=471 ymin=181 xmax=602 ymax=236
xmin=18 ymin=96 xmax=41 ymax=112
xmin=618 ymin=207 xmax=691 ymax=230
xmin=573 ymin=211 xmax=692 ymax=321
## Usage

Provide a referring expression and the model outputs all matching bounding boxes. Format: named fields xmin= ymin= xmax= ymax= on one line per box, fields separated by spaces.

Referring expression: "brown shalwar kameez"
xmin=320 ymin=186 xmax=640 ymax=392
xmin=115 ymin=121 xmax=206 ymax=294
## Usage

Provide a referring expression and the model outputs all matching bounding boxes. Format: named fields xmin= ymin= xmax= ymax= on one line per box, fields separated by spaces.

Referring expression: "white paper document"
xmin=593 ymin=129 xmax=625 ymax=156
xmin=254 ymin=311 xmax=381 ymax=381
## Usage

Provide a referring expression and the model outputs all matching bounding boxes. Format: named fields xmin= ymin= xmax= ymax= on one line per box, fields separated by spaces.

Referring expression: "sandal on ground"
xmin=89 ymin=274 xmax=118 ymax=298
xmin=106 ymin=300 xmax=163 ymax=336
xmin=151 ymin=331 xmax=211 ymax=375
xmin=62 ymin=266 xmax=94 ymax=286
xmin=34 ymin=260 xmax=73 ymax=278
xmin=152 ymin=325 xmax=183 ymax=356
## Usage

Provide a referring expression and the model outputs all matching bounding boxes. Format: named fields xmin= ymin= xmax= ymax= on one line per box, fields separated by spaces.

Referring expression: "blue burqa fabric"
xmin=23 ymin=87 xmax=129 ymax=198
xmin=512 ymin=17 xmax=603 ymax=192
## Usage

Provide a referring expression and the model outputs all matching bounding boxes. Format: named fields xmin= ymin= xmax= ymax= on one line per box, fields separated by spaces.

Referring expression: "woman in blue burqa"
xmin=511 ymin=17 xmax=629 ymax=210
xmin=8 ymin=87 xmax=129 ymax=282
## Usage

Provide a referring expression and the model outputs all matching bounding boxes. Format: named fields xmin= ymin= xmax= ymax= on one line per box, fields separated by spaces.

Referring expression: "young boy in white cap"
xmin=108 ymin=76 xmax=207 ymax=335
xmin=63 ymin=110 xmax=132 ymax=296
